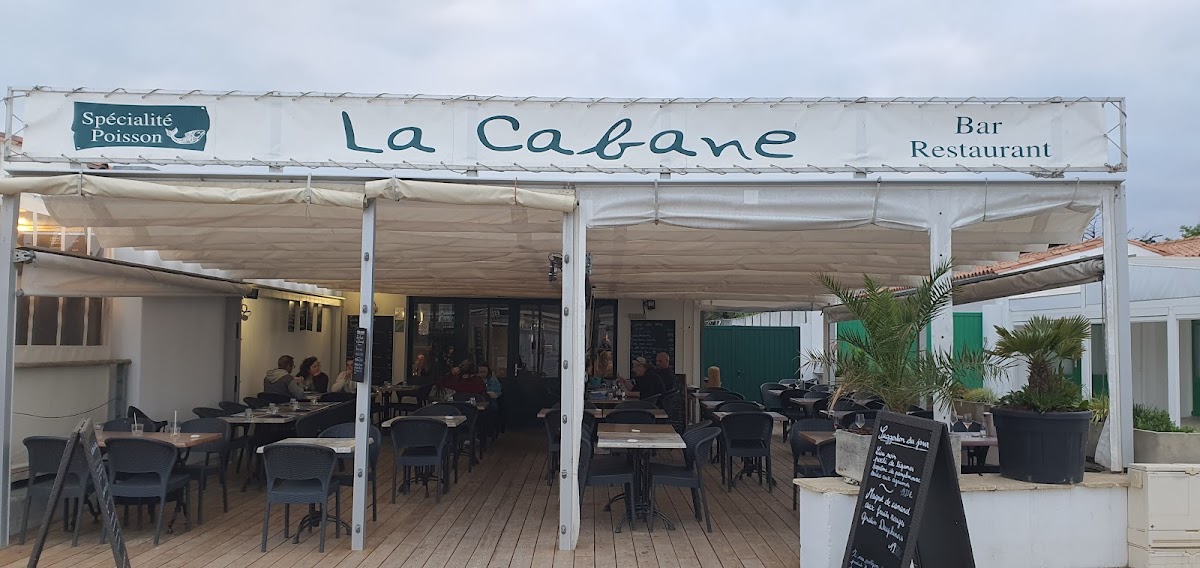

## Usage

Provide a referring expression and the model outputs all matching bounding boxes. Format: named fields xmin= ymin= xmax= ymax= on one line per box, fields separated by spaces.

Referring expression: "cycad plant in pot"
xmin=808 ymin=262 xmax=987 ymax=480
xmin=990 ymin=315 xmax=1091 ymax=484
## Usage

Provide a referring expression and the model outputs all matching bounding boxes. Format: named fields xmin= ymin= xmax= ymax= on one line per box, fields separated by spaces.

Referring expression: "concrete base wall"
xmin=1133 ymin=428 xmax=1200 ymax=463
xmin=797 ymin=473 xmax=1129 ymax=568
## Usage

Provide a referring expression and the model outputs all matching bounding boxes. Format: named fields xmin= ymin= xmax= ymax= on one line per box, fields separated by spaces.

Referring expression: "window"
xmin=13 ymin=210 xmax=105 ymax=346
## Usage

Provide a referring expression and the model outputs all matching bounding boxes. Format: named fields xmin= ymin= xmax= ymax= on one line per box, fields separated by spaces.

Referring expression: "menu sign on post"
xmin=842 ymin=411 xmax=974 ymax=568
xmin=352 ymin=327 xmax=368 ymax=383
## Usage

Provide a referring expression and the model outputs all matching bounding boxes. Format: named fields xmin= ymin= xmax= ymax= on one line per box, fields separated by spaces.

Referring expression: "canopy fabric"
xmin=15 ymin=247 xmax=251 ymax=297
xmin=821 ymin=257 xmax=1106 ymax=323
xmin=0 ymin=174 xmax=1114 ymax=305
xmin=366 ymin=178 xmax=575 ymax=212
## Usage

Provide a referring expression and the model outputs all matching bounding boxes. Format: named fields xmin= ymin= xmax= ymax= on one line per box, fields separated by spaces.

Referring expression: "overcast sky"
xmin=3 ymin=1 xmax=1196 ymax=237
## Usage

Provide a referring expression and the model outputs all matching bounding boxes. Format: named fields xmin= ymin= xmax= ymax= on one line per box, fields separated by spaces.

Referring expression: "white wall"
xmin=9 ymin=365 xmax=112 ymax=473
xmin=798 ymin=482 xmax=1128 ymax=568
xmin=108 ymin=297 xmax=230 ymax=421
xmin=342 ymin=292 xmax=408 ymax=382
xmin=238 ymin=296 xmax=341 ymax=399
xmin=136 ymin=297 xmax=227 ymax=419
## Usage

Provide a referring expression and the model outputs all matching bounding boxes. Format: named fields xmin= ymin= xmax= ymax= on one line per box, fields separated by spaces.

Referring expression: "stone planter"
xmin=1132 ymin=428 xmax=1200 ymax=463
xmin=953 ymin=400 xmax=993 ymax=423
xmin=835 ymin=429 xmax=961 ymax=482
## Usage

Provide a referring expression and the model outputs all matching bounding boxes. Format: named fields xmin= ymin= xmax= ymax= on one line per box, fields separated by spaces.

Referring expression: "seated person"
xmin=479 ymin=363 xmax=503 ymax=397
xmin=618 ymin=358 xmax=664 ymax=401
xmin=439 ymin=361 xmax=487 ymax=395
xmin=329 ymin=357 xmax=357 ymax=393
xmin=296 ymin=356 xmax=329 ymax=393
xmin=263 ymin=355 xmax=305 ymax=399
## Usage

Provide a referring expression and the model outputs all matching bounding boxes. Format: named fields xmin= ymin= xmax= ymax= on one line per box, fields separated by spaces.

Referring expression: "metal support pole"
xmin=1102 ymin=184 xmax=1133 ymax=470
xmin=558 ymin=207 xmax=586 ymax=550
xmin=0 ymin=193 xmax=21 ymax=546
xmin=352 ymin=198 xmax=377 ymax=550
xmin=1168 ymin=311 xmax=1182 ymax=425
xmin=929 ymin=202 xmax=954 ymax=423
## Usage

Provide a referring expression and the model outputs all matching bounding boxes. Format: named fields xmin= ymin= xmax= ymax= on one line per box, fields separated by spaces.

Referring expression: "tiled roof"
xmin=953 ymin=237 xmax=1192 ymax=280
xmin=0 ymin=133 xmax=22 ymax=146
xmin=1141 ymin=236 xmax=1200 ymax=257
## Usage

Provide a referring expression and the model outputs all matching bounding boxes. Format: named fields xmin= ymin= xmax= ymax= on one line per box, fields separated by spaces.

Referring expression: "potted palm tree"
xmin=810 ymin=262 xmax=984 ymax=481
xmin=990 ymin=315 xmax=1092 ymax=484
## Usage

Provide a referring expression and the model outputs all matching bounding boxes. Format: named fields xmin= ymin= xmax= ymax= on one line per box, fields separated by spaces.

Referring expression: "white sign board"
xmin=10 ymin=89 xmax=1121 ymax=174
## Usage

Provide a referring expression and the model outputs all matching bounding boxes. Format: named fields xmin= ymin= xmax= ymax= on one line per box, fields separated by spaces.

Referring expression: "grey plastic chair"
xmin=260 ymin=443 xmax=340 ymax=552
xmin=219 ymin=401 xmax=248 ymax=414
xmin=719 ymin=412 xmax=775 ymax=491
xmin=106 ymin=437 xmax=191 ymax=545
xmin=192 ymin=407 xmax=229 ymax=418
xmin=579 ymin=437 xmax=635 ymax=530
xmin=816 ymin=439 xmax=837 ymax=476
xmin=716 ymin=401 xmax=762 ymax=413
xmin=789 ymin=418 xmax=836 ymax=509
xmin=20 ymin=436 xmax=94 ymax=546
xmin=101 ymin=417 xmax=135 ymax=432
xmin=442 ymin=400 xmax=482 ymax=468
xmin=320 ymin=423 xmax=381 ymax=521
xmin=614 ymin=400 xmax=657 ymax=410
xmin=126 ymin=406 xmax=167 ymax=432
xmin=180 ymin=418 xmax=230 ymax=524
xmin=389 ymin=417 xmax=450 ymax=503
xmin=648 ymin=426 xmax=720 ymax=532
xmin=760 ymin=382 xmax=786 ymax=411
xmin=414 ymin=405 xmax=464 ymax=481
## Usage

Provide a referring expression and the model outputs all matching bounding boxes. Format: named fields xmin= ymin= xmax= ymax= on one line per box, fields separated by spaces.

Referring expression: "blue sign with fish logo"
xmin=72 ymin=102 xmax=209 ymax=151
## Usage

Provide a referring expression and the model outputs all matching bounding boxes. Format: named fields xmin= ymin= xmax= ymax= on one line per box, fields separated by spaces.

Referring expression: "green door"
xmin=701 ymin=326 xmax=801 ymax=402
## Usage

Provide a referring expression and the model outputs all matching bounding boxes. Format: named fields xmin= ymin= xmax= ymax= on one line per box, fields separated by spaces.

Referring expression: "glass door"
xmin=467 ymin=303 xmax=510 ymax=379
xmin=517 ymin=303 xmax=561 ymax=382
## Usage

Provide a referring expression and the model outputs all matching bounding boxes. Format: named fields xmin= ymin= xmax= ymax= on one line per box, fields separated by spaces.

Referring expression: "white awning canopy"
xmin=0 ymin=174 xmax=1113 ymax=306
xmin=14 ymin=247 xmax=252 ymax=297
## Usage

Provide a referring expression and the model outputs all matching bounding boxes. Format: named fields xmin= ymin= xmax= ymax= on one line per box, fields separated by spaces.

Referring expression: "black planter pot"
xmin=992 ymin=407 xmax=1092 ymax=484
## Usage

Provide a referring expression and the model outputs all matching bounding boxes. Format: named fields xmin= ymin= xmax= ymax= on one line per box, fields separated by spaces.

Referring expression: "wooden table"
xmin=382 ymin=414 xmax=466 ymax=428
xmin=220 ymin=402 xmax=340 ymax=425
xmin=597 ymin=423 xmax=684 ymax=531
xmin=710 ymin=411 xmax=787 ymax=422
xmin=96 ymin=431 xmax=221 ymax=449
xmin=789 ymin=397 xmax=823 ymax=414
xmin=537 ymin=408 xmax=669 ymax=420
xmin=700 ymin=400 xmax=763 ymax=411
xmin=796 ymin=431 xmax=834 ymax=446
xmin=256 ymin=437 xmax=372 ymax=454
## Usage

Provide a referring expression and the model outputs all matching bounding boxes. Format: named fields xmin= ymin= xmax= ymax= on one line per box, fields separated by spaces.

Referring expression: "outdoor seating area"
xmin=2 ymin=401 xmax=803 ymax=568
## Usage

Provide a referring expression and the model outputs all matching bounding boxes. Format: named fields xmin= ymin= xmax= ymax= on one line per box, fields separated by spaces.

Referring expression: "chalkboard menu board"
xmin=630 ymin=319 xmax=675 ymax=366
xmin=352 ymin=327 xmax=367 ymax=383
xmin=29 ymin=419 xmax=129 ymax=568
xmin=347 ymin=315 xmax=394 ymax=384
xmin=843 ymin=411 xmax=974 ymax=568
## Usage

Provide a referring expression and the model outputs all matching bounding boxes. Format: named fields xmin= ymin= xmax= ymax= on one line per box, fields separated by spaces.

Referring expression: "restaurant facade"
xmin=0 ymin=87 xmax=1131 ymax=556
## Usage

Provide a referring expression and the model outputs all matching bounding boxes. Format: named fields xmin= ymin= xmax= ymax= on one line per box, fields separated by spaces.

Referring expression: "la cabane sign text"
xmin=11 ymin=89 xmax=1121 ymax=174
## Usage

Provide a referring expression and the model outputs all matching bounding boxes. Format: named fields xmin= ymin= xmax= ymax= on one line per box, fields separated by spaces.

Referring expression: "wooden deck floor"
xmin=1 ymin=426 xmax=801 ymax=568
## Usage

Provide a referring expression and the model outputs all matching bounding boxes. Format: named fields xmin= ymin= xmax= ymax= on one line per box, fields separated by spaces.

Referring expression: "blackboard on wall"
xmin=630 ymin=319 xmax=675 ymax=367
xmin=347 ymin=315 xmax=394 ymax=384
xmin=842 ymin=411 xmax=974 ymax=568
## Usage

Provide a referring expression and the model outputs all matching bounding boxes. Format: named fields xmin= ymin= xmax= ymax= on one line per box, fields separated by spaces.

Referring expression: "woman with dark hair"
xmin=296 ymin=356 xmax=330 ymax=393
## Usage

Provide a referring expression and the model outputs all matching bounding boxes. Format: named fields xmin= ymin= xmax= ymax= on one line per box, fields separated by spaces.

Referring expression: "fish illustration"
xmin=165 ymin=127 xmax=207 ymax=145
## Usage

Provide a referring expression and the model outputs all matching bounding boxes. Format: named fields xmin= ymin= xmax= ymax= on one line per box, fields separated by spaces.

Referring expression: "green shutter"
xmin=701 ymin=326 xmax=801 ymax=401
